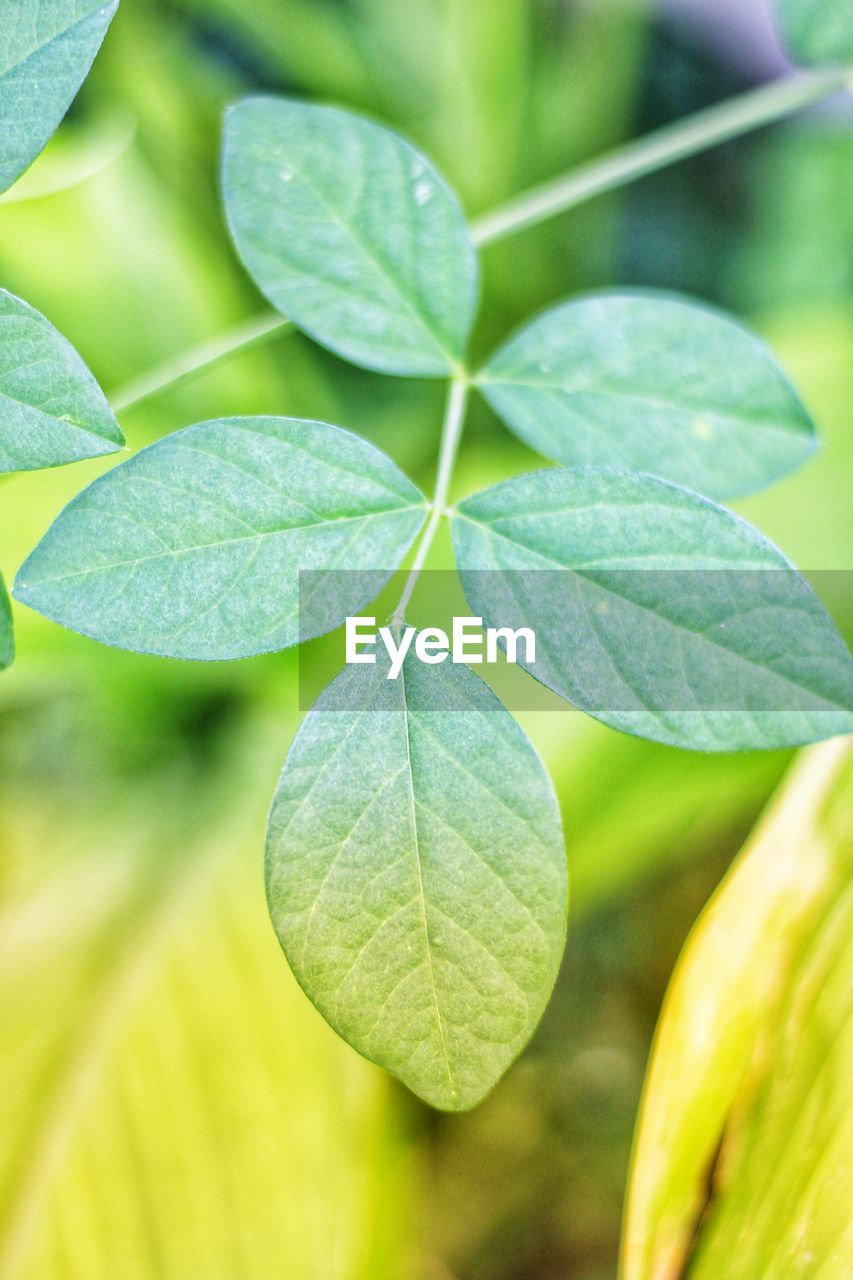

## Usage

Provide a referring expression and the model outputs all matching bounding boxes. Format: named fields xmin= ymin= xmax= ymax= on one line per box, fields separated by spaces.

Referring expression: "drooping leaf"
xmin=222 ymin=97 xmax=478 ymax=377
xmin=451 ymin=467 xmax=853 ymax=752
xmin=0 ymin=0 xmax=119 ymax=194
xmin=14 ymin=417 xmax=427 ymax=660
xmin=775 ymin=0 xmax=853 ymax=66
xmin=266 ymin=647 xmax=568 ymax=1111
xmin=479 ymin=293 xmax=817 ymax=500
xmin=0 ymin=289 xmax=124 ymax=473
xmin=622 ymin=738 xmax=853 ymax=1280
xmin=0 ymin=572 xmax=12 ymax=669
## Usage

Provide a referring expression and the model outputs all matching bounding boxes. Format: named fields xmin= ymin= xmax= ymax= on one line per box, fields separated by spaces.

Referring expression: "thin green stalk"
xmin=109 ymin=312 xmax=291 ymax=413
xmin=470 ymin=67 xmax=849 ymax=246
xmin=392 ymin=377 xmax=469 ymax=626
xmin=106 ymin=69 xmax=848 ymax=414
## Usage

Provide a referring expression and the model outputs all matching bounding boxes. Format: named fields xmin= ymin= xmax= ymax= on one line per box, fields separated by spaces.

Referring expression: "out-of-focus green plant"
xmin=0 ymin=709 xmax=414 ymax=1280
xmin=0 ymin=576 xmax=11 ymax=670
xmin=622 ymin=736 xmax=853 ymax=1280
xmin=775 ymin=0 xmax=853 ymax=67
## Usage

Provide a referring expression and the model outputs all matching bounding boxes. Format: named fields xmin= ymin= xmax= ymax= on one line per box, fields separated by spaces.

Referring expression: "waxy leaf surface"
xmin=0 ymin=289 xmax=123 ymax=473
xmin=223 ymin=97 xmax=478 ymax=377
xmin=0 ymin=574 xmax=12 ymax=670
xmin=266 ymin=651 xmax=567 ymax=1111
xmin=0 ymin=0 xmax=118 ymax=193
xmin=775 ymin=0 xmax=853 ymax=65
xmin=15 ymin=417 xmax=426 ymax=660
xmin=451 ymin=467 xmax=853 ymax=752
xmin=480 ymin=292 xmax=816 ymax=500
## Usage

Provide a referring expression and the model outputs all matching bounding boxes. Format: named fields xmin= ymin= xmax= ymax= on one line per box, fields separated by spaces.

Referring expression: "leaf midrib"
xmin=0 ymin=384 xmax=117 ymax=449
xmin=398 ymin=661 xmax=456 ymax=1103
xmin=19 ymin=504 xmax=426 ymax=589
xmin=0 ymin=797 xmax=243 ymax=1280
xmin=233 ymin=124 xmax=462 ymax=369
xmin=482 ymin=375 xmax=813 ymax=441
xmin=455 ymin=512 xmax=853 ymax=714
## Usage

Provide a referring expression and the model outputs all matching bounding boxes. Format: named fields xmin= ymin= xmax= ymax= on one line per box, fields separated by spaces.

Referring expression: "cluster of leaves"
xmin=1 ymin=0 xmax=852 ymax=1112
xmin=0 ymin=0 xmax=123 ymax=668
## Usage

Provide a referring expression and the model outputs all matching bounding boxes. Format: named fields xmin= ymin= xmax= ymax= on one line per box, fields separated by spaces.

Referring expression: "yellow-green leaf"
xmin=0 ymin=748 xmax=412 ymax=1280
xmin=621 ymin=737 xmax=853 ymax=1280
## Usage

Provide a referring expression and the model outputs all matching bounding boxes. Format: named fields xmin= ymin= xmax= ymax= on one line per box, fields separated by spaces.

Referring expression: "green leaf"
xmin=451 ymin=467 xmax=853 ymax=752
xmin=775 ymin=0 xmax=853 ymax=66
xmin=14 ymin=416 xmax=427 ymax=660
xmin=0 ymin=0 xmax=119 ymax=194
xmin=266 ymin=648 xmax=567 ymax=1111
xmin=479 ymin=292 xmax=817 ymax=500
xmin=622 ymin=739 xmax=853 ymax=1280
xmin=0 ymin=573 xmax=12 ymax=670
xmin=0 ymin=289 xmax=124 ymax=473
xmin=222 ymin=97 xmax=478 ymax=377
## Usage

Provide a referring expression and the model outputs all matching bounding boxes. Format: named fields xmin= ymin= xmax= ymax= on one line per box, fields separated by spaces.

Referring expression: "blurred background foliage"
xmin=0 ymin=1 xmax=850 ymax=1277
xmin=623 ymin=738 xmax=853 ymax=1280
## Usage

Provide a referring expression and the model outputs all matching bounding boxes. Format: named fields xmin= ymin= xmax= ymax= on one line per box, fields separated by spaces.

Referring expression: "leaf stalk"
xmin=106 ymin=68 xmax=849 ymax=412
xmin=470 ymin=67 xmax=849 ymax=246
xmin=392 ymin=376 xmax=469 ymax=625
xmin=109 ymin=312 xmax=291 ymax=414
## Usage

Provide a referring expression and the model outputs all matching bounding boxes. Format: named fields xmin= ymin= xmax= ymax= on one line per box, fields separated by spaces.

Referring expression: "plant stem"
xmin=109 ymin=312 xmax=291 ymax=413
xmin=392 ymin=377 xmax=469 ymax=626
xmin=106 ymin=69 xmax=848 ymax=415
xmin=470 ymin=68 xmax=849 ymax=246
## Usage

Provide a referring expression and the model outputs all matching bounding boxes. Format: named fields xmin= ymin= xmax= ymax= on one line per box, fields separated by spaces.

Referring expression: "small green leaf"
xmin=479 ymin=293 xmax=817 ymax=500
xmin=451 ymin=467 xmax=853 ymax=752
xmin=0 ymin=289 xmax=123 ymax=473
xmin=222 ymin=97 xmax=478 ymax=377
xmin=0 ymin=0 xmax=119 ymax=194
xmin=775 ymin=0 xmax=853 ymax=66
xmin=0 ymin=573 xmax=13 ymax=670
xmin=266 ymin=649 xmax=567 ymax=1111
xmin=15 ymin=417 xmax=427 ymax=660
xmin=622 ymin=739 xmax=853 ymax=1280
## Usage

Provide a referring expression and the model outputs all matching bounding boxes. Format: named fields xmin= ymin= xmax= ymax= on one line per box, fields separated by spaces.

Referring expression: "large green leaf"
xmin=266 ymin=648 xmax=567 ymax=1111
xmin=0 ymin=737 xmax=411 ymax=1280
xmin=222 ymin=97 xmax=478 ymax=377
xmin=14 ymin=417 xmax=427 ymax=660
xmin=0 ymin=573 xmax=12 ymax=669
xmin=0 ymin=289 xmax=123 ymax=473
xmin=479 ymin=293 xmax=817 ymax=500
xmin=775 ymin=0 xmax=853 ymax=66
xmin=621 ymin=738 xmax=853 ymax=1280
xmin=451 ymin=467 xmax=853 ymax=751
xmin=0 ymin=0 xmax=119 ymax=194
